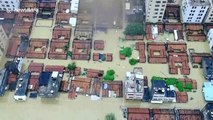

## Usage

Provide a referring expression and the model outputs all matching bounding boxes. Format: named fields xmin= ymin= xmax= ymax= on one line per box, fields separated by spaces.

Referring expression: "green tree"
xmin=67 ymin=51 xmax=72 ymax=57
xmin=103 ymin=69 xmax=115 ymax=81
xmin=67 ymin=62 xmax=76 ymax=71
xmin=123 ymin=23 xmax=146 ymax=36
xmin=105 ymin=113 xmax=116 ymax=120
xmin=176 ymin=82 xmax=184 ymax=92
xmin=119 ymin=47 xmax=132 ymax=57
xmin=129 ymin=58 xmax=139 ymax=65
xmin=64 ymin=44 xmax=69 ymax=51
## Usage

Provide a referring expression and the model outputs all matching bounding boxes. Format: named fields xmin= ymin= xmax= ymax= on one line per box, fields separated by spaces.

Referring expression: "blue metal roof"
xmin=165 ymin=90 xmax=175 ymax=97
xmin=206 ymin=103 xmax=213 ymax=110
xmin=203 ymin=57 xmax=213 ymax=80
xmin=39 ymin=72 xmax=51 ymax=86
xmin=39 ymin=72 xmax=61 ymax=98
xmin=152 ymin=80 xmax=166 ymax=89
xmin=15 ymin=72 xmax=31 ymax=96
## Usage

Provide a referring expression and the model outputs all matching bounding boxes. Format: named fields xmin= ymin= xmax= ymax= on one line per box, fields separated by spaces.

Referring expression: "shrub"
xmin=123 ymin=23 xmax=146 ymax=36
xmin=129 ymin=58 xmax=138 ymax=65
xmin=103 ymin=69 xmax=115 ymax=81
xmin=119 ymin=47 xmax=132 ymax=57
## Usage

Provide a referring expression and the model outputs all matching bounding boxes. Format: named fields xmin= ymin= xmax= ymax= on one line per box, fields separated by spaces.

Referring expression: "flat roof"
xmin=203 ymin=82 xmax=213 ymax=101
xmin=188 ymin=0 xmax=210 ymax=6
xmin=15 ymin=72 xmax=31 ymax=96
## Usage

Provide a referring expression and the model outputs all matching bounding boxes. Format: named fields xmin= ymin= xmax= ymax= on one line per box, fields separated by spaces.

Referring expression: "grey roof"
xmin=202 ymin=57 xmax=213 ymax=80
xmin=0 ymin=68 xmax=9 ymax=96
xmin=19 ymin=36 xmax=29 ymax=52
xmin=189 ymin=0 xmax=210 ymax=6
xmin=38 ymin=72 xmax=62 ymax=98
xmin=14 ymin=72 xmax=31 ymax=96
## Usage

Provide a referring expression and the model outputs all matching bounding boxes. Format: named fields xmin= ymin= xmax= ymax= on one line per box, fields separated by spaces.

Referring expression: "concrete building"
xmin=202 ymin=103 xmax=213 ymax=120
xmin=202 ymin=57 xmax=213 ymax=81
xmin=38 ymin=71 xmax=62 ymax=98
xmin=0 ymin=24 xmax=8 ymax=61
xmin=145 ymin=0 xmax=167 ymax=23
xmin=151 ymin=80 xmax=176 ymax=103
xmin=125 ymin=67 xmax=145 ymax=100
xmin=14 ymin=72 xmax=31 ymax=101
xmin=0 ymin=0 xmax=20 ymax=11
xmin=204 ymin=0 xmax=213 ymax=23
xmin=207 ymin=29 xmax=213 ymax=51
xmin=181 ymin=0 xmax=210 ymax=23
xmin=202 ymin=81 xmax=213 ymax=102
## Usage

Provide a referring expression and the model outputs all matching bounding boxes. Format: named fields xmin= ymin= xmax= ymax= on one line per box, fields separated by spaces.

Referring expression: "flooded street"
xmin=0 ymin=25 xmax=210 ymax=119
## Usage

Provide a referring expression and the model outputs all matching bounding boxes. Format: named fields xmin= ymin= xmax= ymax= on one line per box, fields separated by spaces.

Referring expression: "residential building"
xmin=0 ymin=68 xmax=10 ymax=96
xmin=125 ymin=67 xmax=145 ymax=100
xmin=204 ymin=0 xmax=213 ymax=23
xmin=181 ymin=0 xmax=210 ymax=23
xmin=38 ymin=71 xmax=62 ymax=98
xmin=208 ymin=29 xmax=213 ymax=51
xmin=145 ymin=0 xmax=167 ymax=23
xmin=14 ymin=72 xmax=31 ymax=101
xmin=0 ymin=24 xmax=8 ymax=61
xmin=151 ymin=80 xmax=176 ymax=103
xmin=202 ymin=103 xmax=213 ymax=120
xmin=70 ymin=0 xmax=79 ymax=14
xmin=125 ymin=0 xmax=144 ymax=22
xmin=202 ymin=57 xmax=213 ymax=81
xmin=0 ymin=0 xmax=20 ymax=11
xmin=203 ymin=81 xmax=213 ymax=102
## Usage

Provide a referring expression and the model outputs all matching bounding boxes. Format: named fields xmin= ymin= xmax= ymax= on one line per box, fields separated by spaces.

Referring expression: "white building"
xmin=0 ymin=0 xmax=20 ymax=11
xmin=181 ymin=0 xmax=210 ymax=23
xmin=70 ymin=0 xmax=79 ymax=14
xmin=207 ymin=29 xmax=213 ymax=51
xmin=145 ymin=0 xmax=167 ymax=23
xmin=0 ymin=25 xmax=8 ymax=61
xmin=204 ymin=0 xmax=213 ymax=23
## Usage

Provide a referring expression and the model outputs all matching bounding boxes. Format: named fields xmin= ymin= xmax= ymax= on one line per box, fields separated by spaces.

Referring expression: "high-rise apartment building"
xmin=145 ymin=0 xmax=167 ymax=23
xmin=181 ymin=0 xmax=210 ymax=23
xmin=0 ymin=0 xmax=20 ymax=11
xmin=204 ymin=0 xmax=213 ymax=23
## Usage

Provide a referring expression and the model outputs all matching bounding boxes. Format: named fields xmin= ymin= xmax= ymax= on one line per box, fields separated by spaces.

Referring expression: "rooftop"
xmin=203 ymin=81 xmax=213 ymax=101
xmin=125 ymin=71 xmax=144 ymax=93
xmin=188 ymin=0 xmax=210 ymax=6
xmin=0 ymin=68 xmax=9 ymax=96
xmin=14 ymin=72 xmax=31 ymax=96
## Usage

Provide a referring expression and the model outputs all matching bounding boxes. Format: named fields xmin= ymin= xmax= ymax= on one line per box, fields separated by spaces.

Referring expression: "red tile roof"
xmin=128 ymin=108 xmax=150 ymax=120
xmin=28 ymin=62 xmax=44 ymax=73
xmin=45 ymin=65 xmax=65 ymax=72
xmin=102 ymin=81 xmax=123 ymax=97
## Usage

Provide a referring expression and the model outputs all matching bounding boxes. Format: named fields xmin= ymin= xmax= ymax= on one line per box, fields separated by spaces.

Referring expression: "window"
xmin=6 ymin=5 xmax=9 ymax=7
xmin=162 ymin=1 xmax=166 ymax=3
xmin=198 ymin=14 xmax=202 ymax=16
xmin=153 ymin=16 xmax=157 ymax=18
xmin=209 ymin=17 xmax=212 ymax=20
xmin=11 ymin=1 xmax=13 ymax=3
xmin=4 ymin=1 xmax=8 ymax=3
xmin=201 ymin=6 xmax=206 ymax=9
xmin=158 ymin=20 xmax=161 ymax=22
xmin=0 ymin=1 xmax=2 ymax=3
xmin=200 ymin=10 xmax=204 ymax=12
xmin=161 ymin=9 xmax=164 ymax=11
xmin=2 ymin=4 xmax=5 ymax=7
xmin=155 ymin=5 xmax=160 ymax=7
xmin=155 ymin=12 xmax=158 ymax=15
xmin=188 ymin=17 xmax=192 ymax=19
xmin=156 ymin=1 xmax=161 ymax=3
xmin=155 ymin=9 xmax=159 ymax=11
xmin=12 ymin=5 xmax=15 ymax=7
xmin=162 ymin=5 xmax=165 ymax=7
xmin=159 ymin=16 xmax=162 ymax=18
xmin=211 ymin=14 xmax=213 ymax=16
xmin=197 ymin=17 xmax=201 ymax=19
xmin=192 ymin=6 xmax=196 ymax=9
xmin=160 ymin=12 xmax=163 ymax=15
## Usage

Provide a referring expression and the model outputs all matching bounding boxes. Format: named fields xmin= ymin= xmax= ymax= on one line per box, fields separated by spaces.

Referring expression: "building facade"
xmin=204 ymin=0 xmax=213 ymax=23
xmin=207 ymin=29 xmax=213 ymax=51
xmin=0 ymin=25 xmax=8 ymax=61
xmin=181 ymin=0 xmax=210 ymax=23
xmin=0 ymin=0 xmax=20 ymax=11
xmin=145 ymin=0 xmax=167 ymax=23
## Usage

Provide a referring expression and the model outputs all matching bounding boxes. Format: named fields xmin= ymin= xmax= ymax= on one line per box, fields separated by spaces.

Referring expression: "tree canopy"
xmin=103 ymin=69 xmax=115 ymax=81
xmin=119 ymin=47 xmax=132 ymax=58
xmin=129 ymin=58 xmax=139 ymax=65
xmin=105 ymin=113 xmax=116 ymax=120
xmin=67 ymin=62 xmax=76 ymax=71
xmin=123 ymin=23 xmax=146 ymax=36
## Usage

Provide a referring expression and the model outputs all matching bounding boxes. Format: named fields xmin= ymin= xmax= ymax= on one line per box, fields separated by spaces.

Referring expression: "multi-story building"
xmin=181 ymin=0 xmax=210 ymax=23
xmin=151 ymin=79 xmax=176 ymax=103
xmin=202 ymin=103 xmax=213 ymax=120
xmin=0 ymin=0 xmax=20 ymax=11
xmin=207 ymin=29 xmax=213 ymax=51
xmin=145 ymin=0 xmax=167 ymax=23
xmin=0 ymin=24 xmax=8 ymax=61
xmin=125 ymin=67 xmax=145 ymax=100
xmin=204 ymin=0 xmax=213 ymax=23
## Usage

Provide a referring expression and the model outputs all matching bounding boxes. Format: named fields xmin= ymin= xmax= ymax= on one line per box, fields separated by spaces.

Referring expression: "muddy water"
xmin=0 ymin=27 xmax=210 ymax=120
